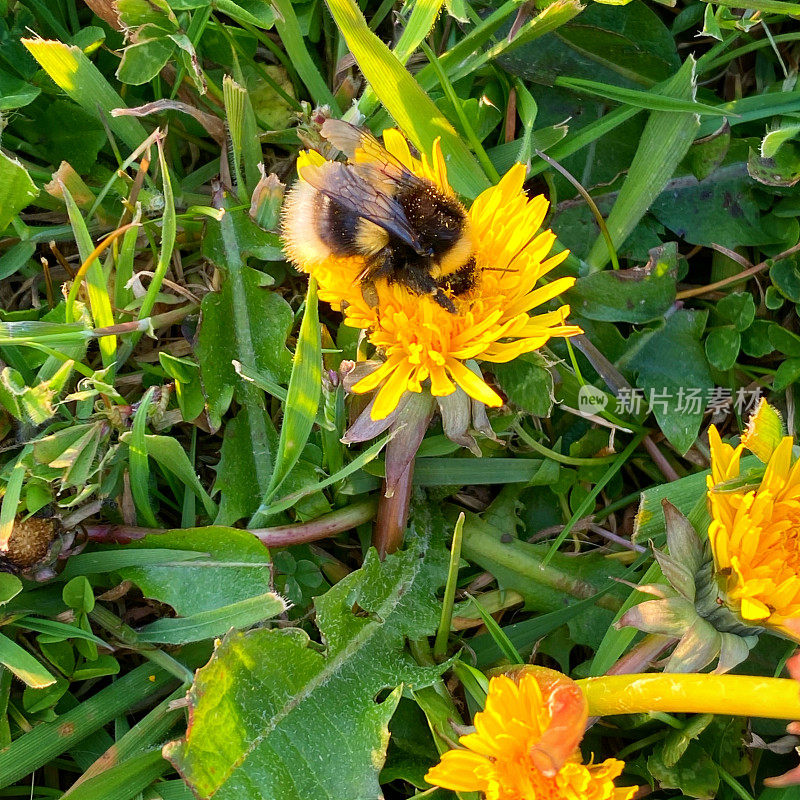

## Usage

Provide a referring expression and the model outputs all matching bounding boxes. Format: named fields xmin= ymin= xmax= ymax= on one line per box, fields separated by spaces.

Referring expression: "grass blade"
xmin=21 ymin=39 xmax=147 ymax=151
xmin=0 ymin=631 xmax=55 ymax=688
xmin=434 ymin=512 xmax=465 ymax=660
xmin=585 ymin=58 xmax=701 ymax=271
xmin=256 ymin=279 xmax=322 ymax=514
xmin=271 ymin=0 xmax=339 ymax=112
xmin=119 ymin=432 xmax=218 ymax=520
xmin=128 ymin=386 xmax=158 ymax=527
xmin=0 ymin=662 xmax=178 ymax=787
xmin=556 ymin=76 xmax=729 ymax=116
xmin=325 ymin=0 xmax=490 ymax=197
xmin=136 ymin=592 xmax=287 ymax=644
xmin=60 ymin=183 xmax=116 ymax=366
xmin=0 ymin=446 xmax=30 ymax=549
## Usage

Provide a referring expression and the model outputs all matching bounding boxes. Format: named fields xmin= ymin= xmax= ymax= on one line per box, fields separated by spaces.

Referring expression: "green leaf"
xmin=648 ymin=739 xmax=719 ymax=799
xmin=324 ymin=0 xmax=490 ymax=198
xmin=0 ymin=631 xmax=56 ymax=688
xmin=60 ymin=182 xmax=116 ymax=365
xmin=0 ymin=151 xmax=38 ymax=232
xmin=770 ymin=258 xmax=800 ymax=302
xmin=586 ymin=57 xmax=701 ymax=270
xmin=117 ymin=527 xmax=273 ymax=616
xmin=496 ymin=2 xmax=679 ymax=88
xmin=271 ymin=0 xmax=338 ymax=112
xmin=127 ymin=386 xmax=158 ymax=527
xmin=0 ymin=68 xmax=40 ymax=109
xmin=702 ymin=0 xmax=800 ymax=14
xmin=62 ymin=576 xmax=95 ymax=614
xmin=556 ymin=76 xmax=727 ymax=115
xmin=214 ymin=409 xmax=278 ymax=526
xmin=0 ymin=574 xmax=22 ymax=605
xmin=136 ymin=592 xmax=287 ymax=644
xmin=261 ymin=279 xmax=321 ymax=507
xmin=195 ymin=263 xmax=292 ymax=426
xmin=705 ymin=327 xmax=740 ymax=371
xmin=57 ymin=749 xmax=170 ymax=800
xmin=21 ymin=39 xmax=148 ymax=151
xmin=491 ymin=353 xmax=554 ymax=417
xmin=566 ymin=242 xmax=678 ymax=322
xmin=167 ymin=539 xmax=447 ymax=799
xmin=624 ymin=309 xmax=712 ymax=455
xmin=118 ymin=432 xmax=217 ymax=520
xmin=117 ymin=36 xmax=174 ymax=85
xmin=716 ymin=292 xmax=755 ymax=331
xmin=774 ymin=358 xmax=800 ymax=392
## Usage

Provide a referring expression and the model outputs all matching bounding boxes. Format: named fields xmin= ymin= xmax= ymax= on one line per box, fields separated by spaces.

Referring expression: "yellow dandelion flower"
xmin=425 ymin=671 xmax=636 ymax=800
xmin=283 ymin=128 xmax=581 ymax=421
xmin=707 ymin=414 xmax=800 ymax=636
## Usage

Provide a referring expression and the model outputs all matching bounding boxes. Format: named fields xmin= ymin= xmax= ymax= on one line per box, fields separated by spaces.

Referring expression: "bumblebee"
xmin=281 ymin=119 xmax=477 ymax=313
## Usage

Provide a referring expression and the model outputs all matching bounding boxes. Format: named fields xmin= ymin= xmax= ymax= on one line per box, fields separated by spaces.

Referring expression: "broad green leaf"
xmin=651 ymin=170 xmax=794 ymax=249
xmin=117 ymin=527 xmax=273 ymax=616
xmin=489 ymin=354 xmax=555 ymax=418
xmin=0 ymin=574 xmax=22 ymax=605
xmin=566 ymin=243 xmax=678 ymax=323
xmin=214 ymin=409 xmax=278 ymax=526
xmin=586 ymin=57 xmax=700 ymax=270
xmin=195 ymin=264 xmax=292 ymax=425
xmin=325 ymin=0 xmax=489 ymax=197
xmin=136 ymin=592 xmax=287 ymax=644
xmin=21 ymin=39 xmax=148 ymax=151
xmin=623 ymin=309 xmax=712 ymax=455
xmin=262 ymin=279 xmax=321 ymax=506
xmin=0 ymin=68 xmax=40 ymax=109
xmin=117 ymin=37 xmax=174 ymax=85
xmin=119 ymin=432 xmax=217 ymax=519
xmin=705 ymin=327 xmax=740 ymax=371
xmin=167 ymin=538 xmax=447 ymax=800
xmin=495 ymin=2 xmax=679 ymax=88
xmin=762 ymin=122 xmax=800 ymax=159
xmin=0 ymin=151 xmax=38 ymax=232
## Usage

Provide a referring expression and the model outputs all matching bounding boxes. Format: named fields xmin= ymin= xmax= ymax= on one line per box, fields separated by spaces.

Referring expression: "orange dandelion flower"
xmin=424 ymin=670 xmax=636 ymax=800
xmin=707 ymin=401 xmax=800 ymax=637
xmin=283 ymin=125 xmax=581 ymax=421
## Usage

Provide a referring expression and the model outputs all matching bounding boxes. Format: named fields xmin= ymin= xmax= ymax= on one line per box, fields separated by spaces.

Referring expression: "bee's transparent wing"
xmin=299 ymin=161 xmax=429 ymax=255
xmin=321 ymin=119 xmax=421 ymax=186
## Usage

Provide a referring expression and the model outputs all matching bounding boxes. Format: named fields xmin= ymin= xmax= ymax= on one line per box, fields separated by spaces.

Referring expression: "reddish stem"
xmin=374 ymin=459 xmax=415 ymax=558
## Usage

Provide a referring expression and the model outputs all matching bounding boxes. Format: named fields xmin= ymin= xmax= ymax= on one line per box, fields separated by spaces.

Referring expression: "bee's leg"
xmin=360 ymin=279 xmax=380 ymax=308
xmin=431 ymin=288 xmax=457 ymax=313
xmin=359 ymin=249 xmax=393 ymax=308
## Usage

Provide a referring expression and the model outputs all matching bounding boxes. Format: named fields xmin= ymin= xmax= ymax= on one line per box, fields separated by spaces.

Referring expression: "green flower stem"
xmin=457 ymin=510 xmax=622 ymax=612
xmin=578 ymin=673 xmax=800 ymax=720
